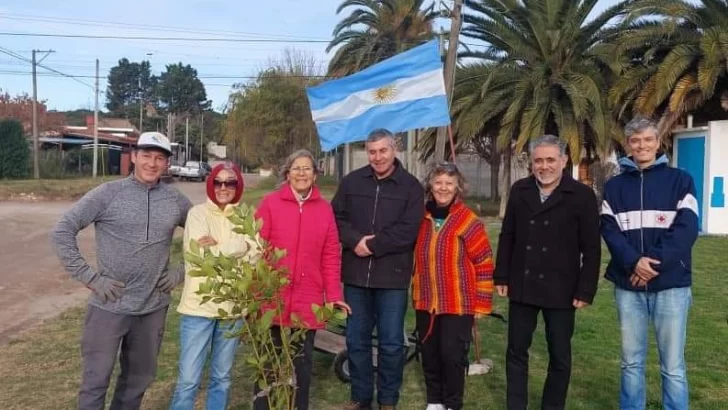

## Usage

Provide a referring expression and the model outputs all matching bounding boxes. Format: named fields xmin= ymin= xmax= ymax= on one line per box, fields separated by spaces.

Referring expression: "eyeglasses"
xmin=213 ymin=179 xmax=239 ymax=189
xmin=290 ymin=166 xmax=313 ymax=174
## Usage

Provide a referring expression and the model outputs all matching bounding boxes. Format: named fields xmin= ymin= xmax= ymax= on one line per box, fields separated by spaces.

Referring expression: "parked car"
xmin=178 ymin=161 xmax=209 ymax=182
xmin=168 ymin=163 xmax=182 ymax=177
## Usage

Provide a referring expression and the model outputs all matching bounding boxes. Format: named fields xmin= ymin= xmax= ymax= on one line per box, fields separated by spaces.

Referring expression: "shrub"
xmin=187 ymin=203 xmax=342 ymax=410
xmin=0 ymin=119 xmax=31 ymax=179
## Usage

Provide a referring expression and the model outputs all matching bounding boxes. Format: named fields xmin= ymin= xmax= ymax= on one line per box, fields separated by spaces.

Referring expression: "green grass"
xmin=464 ymin=197 xmax=500 ymax=218
xmin=0 ymin=176 xmax=120 ymax=200
xmin=1 ymin=231 xmax=726 ymax=409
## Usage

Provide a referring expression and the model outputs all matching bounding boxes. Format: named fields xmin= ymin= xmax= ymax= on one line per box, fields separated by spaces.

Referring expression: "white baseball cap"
xmin=136 ymin=132 xmax=172 ymax=156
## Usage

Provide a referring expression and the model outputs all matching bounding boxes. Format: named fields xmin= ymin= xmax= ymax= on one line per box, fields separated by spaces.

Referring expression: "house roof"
xmin=98 ymin=118 xmax=136 ymax=130
xmin=41 ymin=130 xmax=138 ymax=146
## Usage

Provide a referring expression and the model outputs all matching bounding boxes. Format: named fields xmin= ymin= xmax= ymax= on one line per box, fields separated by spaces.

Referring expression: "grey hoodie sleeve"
xmin=50 ymin=184 xmax=110 ymax=285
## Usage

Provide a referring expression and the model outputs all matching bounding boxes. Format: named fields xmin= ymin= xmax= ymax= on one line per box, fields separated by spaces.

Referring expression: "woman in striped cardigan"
xmin=412 ymin=162 xmax=494 ymax=410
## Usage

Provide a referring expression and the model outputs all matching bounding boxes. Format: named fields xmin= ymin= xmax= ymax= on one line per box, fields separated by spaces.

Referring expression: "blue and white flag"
xmin=306 ymin=40 xmax=451 ymax=151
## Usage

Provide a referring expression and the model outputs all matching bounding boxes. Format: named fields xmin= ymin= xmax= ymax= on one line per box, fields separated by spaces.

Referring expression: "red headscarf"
xmin=206 ymin=162 xmax=244 ymax=206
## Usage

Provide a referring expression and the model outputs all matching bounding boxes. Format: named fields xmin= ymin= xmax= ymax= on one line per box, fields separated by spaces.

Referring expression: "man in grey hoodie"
xmin=50 ymin=132 xmax=193 ymax=410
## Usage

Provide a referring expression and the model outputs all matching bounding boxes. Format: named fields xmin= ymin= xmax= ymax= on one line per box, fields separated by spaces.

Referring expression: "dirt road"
xmin=0 ymin=181 xmax=213 ymax=344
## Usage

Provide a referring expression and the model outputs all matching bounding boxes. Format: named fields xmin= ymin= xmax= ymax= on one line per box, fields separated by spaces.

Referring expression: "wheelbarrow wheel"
xmin=334 ymin=350 xmax=351 ymax=383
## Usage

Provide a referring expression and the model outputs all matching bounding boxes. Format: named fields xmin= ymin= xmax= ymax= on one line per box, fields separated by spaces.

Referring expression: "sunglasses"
xmin=213 ymin=179 xmax=239 ymax=189
xmin=436 ymin=162 xmax=459 ymax=172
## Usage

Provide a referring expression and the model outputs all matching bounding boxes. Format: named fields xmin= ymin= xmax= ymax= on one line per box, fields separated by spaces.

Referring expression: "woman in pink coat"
xmin=254 ymin=149 xmax=350 ymax=410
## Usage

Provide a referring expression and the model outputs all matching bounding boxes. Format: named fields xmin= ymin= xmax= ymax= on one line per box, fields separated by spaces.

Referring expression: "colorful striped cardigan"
xmin=412 ymin=201 xmax=494 ymax=316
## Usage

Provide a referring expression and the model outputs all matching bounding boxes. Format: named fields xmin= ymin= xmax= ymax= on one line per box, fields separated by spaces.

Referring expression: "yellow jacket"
xmin=178 ymin=199 xmax=259 ymax=318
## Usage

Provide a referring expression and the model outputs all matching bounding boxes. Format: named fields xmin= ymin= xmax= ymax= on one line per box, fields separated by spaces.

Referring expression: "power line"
xmin=0 ymin=69 xmax=334 ymax=80
xmin=0 ymin=12 xmax=329 ymax=41
xmin=0 ymin=31 xmax=331 ymax=43
xmin=0 ymin=46 xmax=94 ymax=89
xmin=0 ymin=60 xmax=328 ymax=70
xmin=0 ymin=31 xmax=472 ymax=47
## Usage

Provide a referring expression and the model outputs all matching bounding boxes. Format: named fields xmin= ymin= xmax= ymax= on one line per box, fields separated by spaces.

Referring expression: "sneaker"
xmin=425 ymin=405 xmax=446 ymax=410
xmin=342 ymin=401 xmax=371 ymax=410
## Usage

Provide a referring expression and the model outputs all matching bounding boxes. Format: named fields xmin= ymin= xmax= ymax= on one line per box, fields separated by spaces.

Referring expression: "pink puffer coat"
xmin=255 ymin=184 xmax=342 ymax=329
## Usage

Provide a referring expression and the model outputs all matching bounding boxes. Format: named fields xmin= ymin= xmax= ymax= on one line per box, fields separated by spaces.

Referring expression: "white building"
xmin=672 ymin=120 xmax=728 ymax=235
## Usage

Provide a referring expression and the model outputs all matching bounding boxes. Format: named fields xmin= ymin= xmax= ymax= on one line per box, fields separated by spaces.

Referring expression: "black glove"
xmin=156 ymin=267 xmax=185 ymax=293
xmin=87 ymin=276 xmax=125 ymax=304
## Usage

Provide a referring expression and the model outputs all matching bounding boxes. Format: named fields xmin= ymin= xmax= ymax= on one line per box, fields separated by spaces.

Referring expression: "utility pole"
xmin=199 ymin=113 xmax=204 ymax=162
xmin=93 ymin=58 xmax=99 ymax=178
xmin=32 ymin=50 xmax=39 ymax=179
xmin=434 ymin=0 xmax=463 ymax=162
xmin=185 ymin=116 xmax=189 ymax=163
xmin=30 ymin=49 xmax=54 ymax=179
xmin=138 ymin=76 xmax=143 ymax=133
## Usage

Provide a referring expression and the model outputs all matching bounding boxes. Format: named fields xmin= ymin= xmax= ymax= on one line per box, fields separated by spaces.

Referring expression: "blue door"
xmin=676 ymin=137 xmax=705 ymax=231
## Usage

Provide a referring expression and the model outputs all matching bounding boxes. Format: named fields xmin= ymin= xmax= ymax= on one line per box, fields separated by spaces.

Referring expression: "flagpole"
xmin=434 ymin=0 xmax=463 ymax=162
xmin=447 ymin=125 xmax=456 ymax=163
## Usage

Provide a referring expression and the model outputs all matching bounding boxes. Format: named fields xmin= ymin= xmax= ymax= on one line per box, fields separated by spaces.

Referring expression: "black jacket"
xmin=494 ymin=174 xmax=601 ymax=309
xmin=331 ymin=159 xmax=425 ymax=289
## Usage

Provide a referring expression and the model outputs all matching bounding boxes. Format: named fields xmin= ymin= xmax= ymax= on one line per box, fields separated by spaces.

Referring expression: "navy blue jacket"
xmin=600 ymin=154 xmax=699 ymax=292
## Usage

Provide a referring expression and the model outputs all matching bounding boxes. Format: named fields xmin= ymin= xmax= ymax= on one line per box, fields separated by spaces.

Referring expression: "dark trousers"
xmin=253 ymin=326 xmax=316 ymax=410
xmin=506 ymin=301 xmax=575 ymax=410
xmin=415 ymin=311 xmax=474 ymax=410
xmin=344 ymin=285 xmax=408 ymax=406
xmin=79 ymin=305 xmax=168 ymax=410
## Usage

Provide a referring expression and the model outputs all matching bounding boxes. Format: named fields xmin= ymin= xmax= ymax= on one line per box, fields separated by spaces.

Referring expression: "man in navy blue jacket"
xmin=601 ymin=116 xmax=699 ymax=410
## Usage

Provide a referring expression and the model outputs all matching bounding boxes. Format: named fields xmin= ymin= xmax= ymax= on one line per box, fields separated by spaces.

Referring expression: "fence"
xmin=34 ymin=148 xmax=118 ymax=179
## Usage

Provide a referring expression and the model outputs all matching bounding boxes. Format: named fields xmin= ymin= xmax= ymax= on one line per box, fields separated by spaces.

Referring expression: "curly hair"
xmin=423 ymin=162 xmax=466 ymax=201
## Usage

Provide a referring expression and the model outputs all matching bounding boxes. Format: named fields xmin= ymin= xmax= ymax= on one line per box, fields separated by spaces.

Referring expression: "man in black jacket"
xmin=494 ymin=135 xmax=601 ymax=410
xmin=332 ymin=129 xmax=424 ymax=410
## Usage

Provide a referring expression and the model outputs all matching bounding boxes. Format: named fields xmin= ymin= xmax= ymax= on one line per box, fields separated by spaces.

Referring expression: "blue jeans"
xmin=169 ymin=315 xmax=243 ymax=410
xmin=344 ymin=285 xmax=408 ymax=406
xmin=615 ymin=287 xmax=692 ymax=410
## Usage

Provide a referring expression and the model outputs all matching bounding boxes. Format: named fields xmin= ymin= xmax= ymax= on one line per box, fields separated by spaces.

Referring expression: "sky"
xmin=0 ymin=0 xmax=623 ymax=113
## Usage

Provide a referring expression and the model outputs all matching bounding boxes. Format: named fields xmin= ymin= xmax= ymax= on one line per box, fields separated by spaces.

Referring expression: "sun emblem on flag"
xmin=372 ymin=84 xmax=398 ymax=103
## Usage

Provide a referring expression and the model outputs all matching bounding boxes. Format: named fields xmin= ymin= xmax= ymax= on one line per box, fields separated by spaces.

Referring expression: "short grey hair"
xmin=277 ymin=149 xmax=320 ymax=187
xmin=365 ymin=128 xmax=396 ymax=149
xmin=624 ymin=116 xmax=658 ymax=140
xmin=424 ymin=162 xmax=466 ymax=200
xmin=529 ymin=134 xmax=567 ymax=156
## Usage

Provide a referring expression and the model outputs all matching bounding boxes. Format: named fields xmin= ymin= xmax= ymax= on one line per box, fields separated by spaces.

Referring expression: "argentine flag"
xmin=306 ymin=40 xmax=451 ymax=151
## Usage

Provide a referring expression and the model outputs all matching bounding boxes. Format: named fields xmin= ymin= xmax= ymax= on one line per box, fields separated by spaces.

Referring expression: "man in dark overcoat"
xmin=494 ymin=134 xmax=601 ymax=410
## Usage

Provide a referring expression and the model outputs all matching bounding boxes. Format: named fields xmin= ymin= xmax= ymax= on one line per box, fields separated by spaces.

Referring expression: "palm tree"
xmin=460 ymin=0 xmax=630 ymax=164
xmin=417 ymin=64 xmax=505 ymax=158
xmin=326 ymin=0 xmax=439 ymax=76
xmin=609 ymin=0 xmax=728 ymax=136
xmin=450 ymin=63 xmax=514 ymax=216
xmin=417 ymin=63 xmax=513 ymax=216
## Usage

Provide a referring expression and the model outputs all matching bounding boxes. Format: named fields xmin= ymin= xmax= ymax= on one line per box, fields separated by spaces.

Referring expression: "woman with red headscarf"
xmin=169 ymin=162 xmax=259 ymax=410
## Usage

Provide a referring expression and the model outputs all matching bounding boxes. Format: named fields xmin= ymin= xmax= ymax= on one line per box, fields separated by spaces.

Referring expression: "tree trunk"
xmin=498 ymin=143 xmax=512 ymax=219
xmin=490 ymin=152 xmax=500 ymax=199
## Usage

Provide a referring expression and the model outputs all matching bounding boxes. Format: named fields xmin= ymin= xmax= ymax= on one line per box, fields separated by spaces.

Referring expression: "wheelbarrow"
xmin=314 ymin=320 xmax=421 ymax=383
xmin=314 ymin=312 xmax=506 ymax=383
